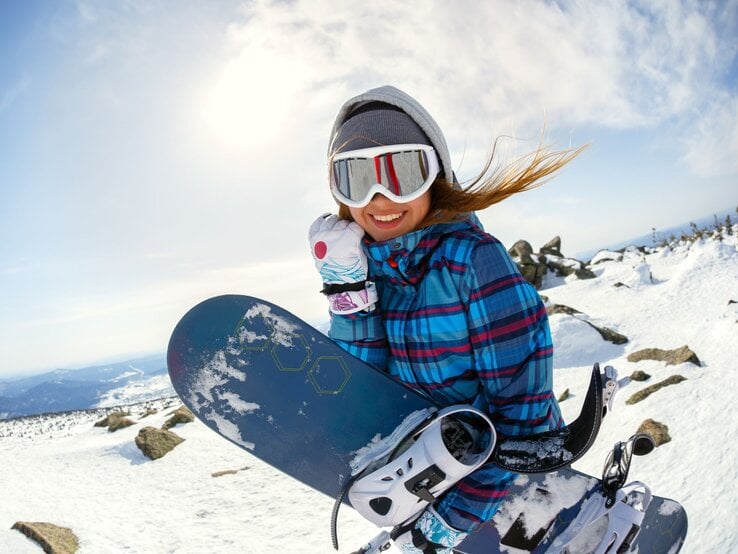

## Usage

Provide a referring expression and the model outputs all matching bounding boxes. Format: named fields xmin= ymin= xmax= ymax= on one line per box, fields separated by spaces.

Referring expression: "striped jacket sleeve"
xmin=328 ymin=307 xmax=389 ymax=371
xmin=435 ymin=240 xmax=563 ymax=532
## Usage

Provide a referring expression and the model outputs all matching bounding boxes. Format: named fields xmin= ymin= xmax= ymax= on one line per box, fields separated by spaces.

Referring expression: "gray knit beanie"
xmin=332 ymin=103 xmax=431 ymax=153
xmin=330 ymin=85 xmax=455 ymax=183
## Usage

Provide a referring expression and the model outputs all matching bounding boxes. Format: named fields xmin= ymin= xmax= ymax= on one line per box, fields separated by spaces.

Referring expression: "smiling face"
xmin=347 ymin=189 xmax=432 ymax=242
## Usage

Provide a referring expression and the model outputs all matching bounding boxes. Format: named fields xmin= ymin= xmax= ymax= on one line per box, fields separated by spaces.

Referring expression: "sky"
xmin=1 ymin=0 xmax=736 ymax=377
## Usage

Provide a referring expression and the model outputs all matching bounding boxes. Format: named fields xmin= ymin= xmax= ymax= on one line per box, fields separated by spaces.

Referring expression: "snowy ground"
xmin=0 ymin=402 xmax=378 ymax=553
xmin=546 ymin=234 xmax=738 ymax=554
xmin=0 ymin=229 xmax=736 ymax=553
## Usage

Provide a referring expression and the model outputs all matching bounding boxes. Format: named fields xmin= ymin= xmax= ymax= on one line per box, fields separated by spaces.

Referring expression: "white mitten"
xmin=308 ymin=214 xmax=378 ymax=314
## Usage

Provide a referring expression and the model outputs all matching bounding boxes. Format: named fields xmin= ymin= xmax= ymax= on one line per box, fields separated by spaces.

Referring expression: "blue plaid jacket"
xmin=329 ymin=218 xmax=562 ymax=532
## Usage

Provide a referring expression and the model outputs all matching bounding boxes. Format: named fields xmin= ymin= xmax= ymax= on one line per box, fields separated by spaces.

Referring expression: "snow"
xmin=349 ymin=408 xmax=434 ymax=475
xmin=0 ymin=405 xmax=375 ymax=553
xmin=242 ymin=303 xmax=300 ymax=347
xmin=548 ymin=315 xmax=622 ymax=368
xmin=547 ymin=231 xmax=738 ymax=554
xmin=1 ymin=228 xmax=736 ymax=552
xmin=492 ymin=472 xmax=595 ymax=544
xmin=96 ymin=374 xmax=175 ymax=407
xmin=496 ymin=434 xmax=573 ymax=467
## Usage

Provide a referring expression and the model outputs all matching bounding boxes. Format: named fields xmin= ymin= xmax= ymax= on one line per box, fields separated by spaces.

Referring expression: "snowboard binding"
xmin=332 ymin=405 xmax=496 ymax=551
xmin=348 ymin=405 xmax=497 ymax=527
xmin=602 ymin=433 xmax=655 ymax=507
xmin=543 ymin=434 xmax=656 ymax=554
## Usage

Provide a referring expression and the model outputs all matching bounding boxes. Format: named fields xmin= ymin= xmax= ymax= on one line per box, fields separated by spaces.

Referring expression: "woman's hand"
xmin=308 ymin=214 xmax=377 ymax=314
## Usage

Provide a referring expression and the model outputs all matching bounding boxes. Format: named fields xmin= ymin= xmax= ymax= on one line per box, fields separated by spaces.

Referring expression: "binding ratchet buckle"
xmin=348 ymin=405 xmax=496 ymax=528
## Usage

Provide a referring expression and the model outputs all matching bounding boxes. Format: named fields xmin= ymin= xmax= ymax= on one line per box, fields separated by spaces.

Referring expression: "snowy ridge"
xmin=0 ymin=354 xmax=172 ymax=420
xmin=96 ymin=374 xmax=175 ymax=408
xmin=0 ymin=396 xmax=179 ymax=441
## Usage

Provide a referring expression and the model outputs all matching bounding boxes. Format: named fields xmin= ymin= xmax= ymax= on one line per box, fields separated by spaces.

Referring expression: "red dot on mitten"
xmin=314 ymin=241 xmax=328 ymax=260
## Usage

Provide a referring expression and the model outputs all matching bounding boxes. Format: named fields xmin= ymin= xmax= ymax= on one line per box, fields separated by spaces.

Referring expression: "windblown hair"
xmin=337 ymin=139 xmax=587 ymax=228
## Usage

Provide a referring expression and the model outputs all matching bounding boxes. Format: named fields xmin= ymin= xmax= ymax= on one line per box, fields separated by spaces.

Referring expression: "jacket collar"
xmin=364 ymin=217 xmax=479 ymax=282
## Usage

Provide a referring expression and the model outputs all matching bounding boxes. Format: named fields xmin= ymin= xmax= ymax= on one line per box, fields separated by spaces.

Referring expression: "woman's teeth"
xmin=373 ymin=213 xmax=403 ymax=222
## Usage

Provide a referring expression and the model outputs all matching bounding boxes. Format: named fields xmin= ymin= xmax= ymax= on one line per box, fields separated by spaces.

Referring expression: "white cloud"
xmin=3 ymin=0 xmax=737 ymax=375
xmin=682 ymin=94 xmax=738 ymax=177
xmin=208 ymin=0 xmax=737 ymax=174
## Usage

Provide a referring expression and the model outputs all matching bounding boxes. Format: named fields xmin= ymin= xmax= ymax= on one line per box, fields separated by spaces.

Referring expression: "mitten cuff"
xmin=328 ymin=282 xmax=378 ymax=314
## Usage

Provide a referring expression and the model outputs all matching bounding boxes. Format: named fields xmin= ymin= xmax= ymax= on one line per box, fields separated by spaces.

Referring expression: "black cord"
xmin=331 ymin=476 xmax=357 ymax=550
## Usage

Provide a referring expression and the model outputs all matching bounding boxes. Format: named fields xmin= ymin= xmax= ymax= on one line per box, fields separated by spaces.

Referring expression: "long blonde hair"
xmin=337 ymin=139 xmax=586 ymax=227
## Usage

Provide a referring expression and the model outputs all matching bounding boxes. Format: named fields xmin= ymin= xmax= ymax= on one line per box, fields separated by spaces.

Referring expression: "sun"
xmin=201 ymin=47 xmax=303 ymax=151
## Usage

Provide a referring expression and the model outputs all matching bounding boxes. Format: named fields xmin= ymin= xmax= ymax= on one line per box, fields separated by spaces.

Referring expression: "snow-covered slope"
xmin=0 ymin=228 xmax=735 ymax=553
xmin=546 ymin=233 xmax=738 ymax=554
xmin=0 ymin=400 xmax=376 ymax=553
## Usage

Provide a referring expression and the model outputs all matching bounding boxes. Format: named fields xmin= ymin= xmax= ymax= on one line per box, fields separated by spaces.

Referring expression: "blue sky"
xmin=1 ymin=0 xmax=736 ymax=377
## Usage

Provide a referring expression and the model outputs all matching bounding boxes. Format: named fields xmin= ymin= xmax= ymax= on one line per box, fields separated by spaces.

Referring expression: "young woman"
xmin=309 ymin=85 xmax=582 ymax=553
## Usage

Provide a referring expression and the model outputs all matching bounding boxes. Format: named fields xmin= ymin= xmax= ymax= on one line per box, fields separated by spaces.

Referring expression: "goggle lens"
xmin=330 ymin=145 xmax=439 ymax=207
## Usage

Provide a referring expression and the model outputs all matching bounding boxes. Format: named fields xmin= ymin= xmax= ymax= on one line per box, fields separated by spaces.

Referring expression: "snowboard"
xmin=167 ymin=295 xmax=687 ymax=553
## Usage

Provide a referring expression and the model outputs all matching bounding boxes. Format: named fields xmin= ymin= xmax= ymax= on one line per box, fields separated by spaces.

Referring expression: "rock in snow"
xmin=627 ymin=345 xmax=701 ymax=367
xmin=11 ymin=521 xmax=79 ymax=554
xmin=135 ymin=426 xmax=185 ymax=460
xmin=637 ymin=419 xmax=672 ymax=447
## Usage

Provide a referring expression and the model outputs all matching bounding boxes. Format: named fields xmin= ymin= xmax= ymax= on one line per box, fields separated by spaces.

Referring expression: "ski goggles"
xmin=329 ymin=144 xmax=440 ymax=208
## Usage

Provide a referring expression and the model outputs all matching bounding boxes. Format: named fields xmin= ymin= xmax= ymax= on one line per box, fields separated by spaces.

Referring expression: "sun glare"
xmin=202 ymin=48 xmax=302 ymax=151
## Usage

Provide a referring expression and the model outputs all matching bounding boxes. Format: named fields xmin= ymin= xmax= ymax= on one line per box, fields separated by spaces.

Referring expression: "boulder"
xmin=557 ymin=388 xmax=571 ymax=402
xmin=546 ymin=258 xmax=596 ymax=280
xmin=583 ymin=320 xmax=628 ymax=345
xmin=637 ymin=419 xmax=671 ymax=447
xmin=508 ymin=240 xmax=535 ymax=263
xmin=539 ymin=236 xmax=563 ymax=257
xmin=521 ymin=262 xmax=548 ymax=289
xmin=626 ymin=375 xmax=687 ymax=405
xmin=11 ymin=521 xmax=79 ymax=554
xmin=629 ymin=370 xmax=651 ymax=382
xmin=627 ymin=345 xmax=701 ymax=367
xmin=94 ymin=411 xmax=129 ymax=427
xmin=547 ymin=304 xmax=582 ymax=316
xmin=590 ymin=250 xmax=624 ymax=265
xmin=508 ymin=240 xmax=547 ymax=289
xmin=547 ymin=304 xmax=628 ymax=344
xmin=94 ymin=412 xmax=135 ymax=432
xmin=162 ymin=406 xmax=194 ymax=430
xmin=572 ymin=266 xmax=597 ymax=280
xmin=508 ymin=236 xmax=595 ymax=288
xmin=135 ymin=426 xmax=185 ymax=460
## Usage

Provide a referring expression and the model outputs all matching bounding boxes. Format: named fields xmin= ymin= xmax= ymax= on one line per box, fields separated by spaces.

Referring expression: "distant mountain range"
xmin=575 ymin=205 xmax=736 ymax=260
xmin=0 ymin=354 xmax=173 ymax=420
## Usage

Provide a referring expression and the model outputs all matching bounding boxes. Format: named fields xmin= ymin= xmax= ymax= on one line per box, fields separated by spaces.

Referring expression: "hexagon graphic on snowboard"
xmin=308 ymin=356 xmax=351 ymax=395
